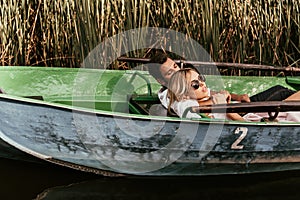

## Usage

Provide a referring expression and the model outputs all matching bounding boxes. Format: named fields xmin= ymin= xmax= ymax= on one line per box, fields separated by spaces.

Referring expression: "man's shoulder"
xmin=158 ymin=87 xmax=169 ymax=108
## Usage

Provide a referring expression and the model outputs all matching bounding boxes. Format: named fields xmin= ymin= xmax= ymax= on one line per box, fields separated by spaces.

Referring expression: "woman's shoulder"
xmin=172 ymin=99 xmax=200 ymax=118
xmin=173 ymin=99 xmax=198 ymax=107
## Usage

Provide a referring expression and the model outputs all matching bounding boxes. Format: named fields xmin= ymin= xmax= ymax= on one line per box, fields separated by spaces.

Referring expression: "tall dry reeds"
xmin=0 ymin=0 xmax=299 ymax=68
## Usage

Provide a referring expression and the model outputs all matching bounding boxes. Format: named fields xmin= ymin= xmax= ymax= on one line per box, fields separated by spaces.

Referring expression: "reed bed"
xmin=0 ymin=0 xmax=299 ymax=68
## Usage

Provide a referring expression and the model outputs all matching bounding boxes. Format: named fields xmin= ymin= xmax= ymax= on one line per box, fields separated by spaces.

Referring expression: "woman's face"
xmin=187 ymin=70 xmax=209 ymax=100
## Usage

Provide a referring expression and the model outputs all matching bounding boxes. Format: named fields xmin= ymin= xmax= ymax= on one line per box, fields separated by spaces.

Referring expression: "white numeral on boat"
xmin=231 ymin=127 xmax=248 ymax=150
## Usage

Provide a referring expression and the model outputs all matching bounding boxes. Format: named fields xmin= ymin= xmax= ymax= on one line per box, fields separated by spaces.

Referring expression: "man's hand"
xmin=230 ymin=93 xmax=250 ymax=102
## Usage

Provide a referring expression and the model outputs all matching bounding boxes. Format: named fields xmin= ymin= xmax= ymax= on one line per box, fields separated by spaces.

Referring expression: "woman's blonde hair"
xmin=167 ymin=68 xmax=197 ymax=112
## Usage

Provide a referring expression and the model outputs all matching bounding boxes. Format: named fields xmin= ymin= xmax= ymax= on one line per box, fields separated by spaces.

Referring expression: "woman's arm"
xmin=211 ymin=93 xmax=245 ymax=121
xmin=211 ymin=90 xmax=250 ymax=102
xmin=226 ymin=113 xmax=245 ymax=121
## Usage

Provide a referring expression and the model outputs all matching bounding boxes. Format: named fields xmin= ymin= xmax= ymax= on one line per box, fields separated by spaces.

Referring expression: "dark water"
xmin=1 ymin=158 xmax=300 ymax=200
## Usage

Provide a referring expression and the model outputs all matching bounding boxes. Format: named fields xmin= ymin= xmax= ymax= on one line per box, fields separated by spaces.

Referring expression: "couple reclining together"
xmin=148 ymin=53 xmax=299 ymax=122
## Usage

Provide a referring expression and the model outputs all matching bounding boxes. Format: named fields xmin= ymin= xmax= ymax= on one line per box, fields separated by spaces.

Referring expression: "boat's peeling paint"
xmin=1 ymin=96 xmax=300 ymax=176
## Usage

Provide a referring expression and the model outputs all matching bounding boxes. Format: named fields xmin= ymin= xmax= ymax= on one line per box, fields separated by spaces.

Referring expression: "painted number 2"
xmin=231 ymin=127 xmax=248 ymax=150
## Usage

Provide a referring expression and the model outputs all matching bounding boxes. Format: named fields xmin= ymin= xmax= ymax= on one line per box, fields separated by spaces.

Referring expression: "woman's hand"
xmin=210 ymin=93 xmax=245 ymax=121
xmin=211 ymin=93 xmax=227 ymax=104
xmin=218 ymin=90 xmax=231 ymax=103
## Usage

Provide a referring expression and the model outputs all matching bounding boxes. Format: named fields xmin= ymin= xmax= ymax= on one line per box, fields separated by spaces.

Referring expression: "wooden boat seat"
xmin=128 ymin=94 xmax=179 ymax=117
xmin=128 ymin=94 xmax=160 ymax=115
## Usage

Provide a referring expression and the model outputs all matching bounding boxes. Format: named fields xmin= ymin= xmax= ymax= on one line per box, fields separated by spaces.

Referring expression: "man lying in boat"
xmin=168 ymin=68 xmax=300 ymax=122
xmin=148 ymin=52 xmax=296 ymax=112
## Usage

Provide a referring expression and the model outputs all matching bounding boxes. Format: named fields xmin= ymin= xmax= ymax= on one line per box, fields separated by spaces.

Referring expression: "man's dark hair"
xmin=148 ymin=51 xmax=168 ymax=81
xmin=149 ymin=51 xmax=168 ymax=64
xmin=148 ymin=51 xmax=200 ymax=81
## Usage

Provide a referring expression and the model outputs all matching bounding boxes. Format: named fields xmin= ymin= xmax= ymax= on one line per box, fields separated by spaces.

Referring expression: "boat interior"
xmin=1 ymin=64 xmax=300 ymax=122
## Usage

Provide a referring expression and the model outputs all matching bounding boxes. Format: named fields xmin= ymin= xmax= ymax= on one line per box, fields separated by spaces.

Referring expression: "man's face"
xmin=159 ymin=58 xmax=180 ymax=84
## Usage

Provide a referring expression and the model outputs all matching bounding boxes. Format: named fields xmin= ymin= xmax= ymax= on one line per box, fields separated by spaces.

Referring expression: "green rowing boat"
xmin=1 ymin=66 xmax=300 ymax=176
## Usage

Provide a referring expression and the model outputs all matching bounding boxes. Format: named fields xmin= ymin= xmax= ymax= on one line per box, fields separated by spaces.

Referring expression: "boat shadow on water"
xmin=35 ymin=170 xmax=300 ymax=200
xmin=1 ymin=150 xmax=300 ymax=200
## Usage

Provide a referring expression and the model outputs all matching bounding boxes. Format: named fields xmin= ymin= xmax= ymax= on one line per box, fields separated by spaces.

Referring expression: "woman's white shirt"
xmin=158 ymin=87 xmax=211 ymax=109
xmin=171 ymin=99 xmax=201 ymax=118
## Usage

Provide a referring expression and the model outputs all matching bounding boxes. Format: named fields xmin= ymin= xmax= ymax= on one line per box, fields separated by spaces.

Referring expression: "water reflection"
xmin=1 ymin=158 xmax=300 ymax=200
xmin=0 ymin=158 xmax=95 ymax=199
xmin=37 ymin=174 xmax=300 ymax=200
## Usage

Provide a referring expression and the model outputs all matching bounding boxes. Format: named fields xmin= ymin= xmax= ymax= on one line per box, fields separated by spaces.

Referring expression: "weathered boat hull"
xmin=1 ymin=95 xmax=300 ymax=176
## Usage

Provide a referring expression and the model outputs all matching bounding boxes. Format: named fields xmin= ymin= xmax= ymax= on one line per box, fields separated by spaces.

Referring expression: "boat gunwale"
xmin=1 ymin=93 xmax=300 ymax=127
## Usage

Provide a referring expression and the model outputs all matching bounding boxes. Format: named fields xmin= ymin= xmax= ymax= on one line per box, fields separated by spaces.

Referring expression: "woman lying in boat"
xmin=148 ymin=52 xmax=296 ymax=110
xmin=148 ymin=52 xmax=251 ymax=109
xmin=167 ymin=68 xmax=300 ymax=122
